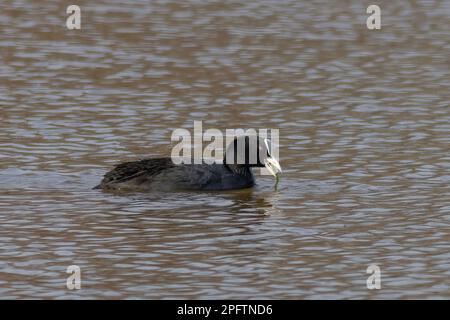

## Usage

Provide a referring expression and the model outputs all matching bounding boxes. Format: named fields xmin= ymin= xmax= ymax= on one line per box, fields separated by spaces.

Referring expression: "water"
xmin=0 ymin=0 xmax=449 ymax=299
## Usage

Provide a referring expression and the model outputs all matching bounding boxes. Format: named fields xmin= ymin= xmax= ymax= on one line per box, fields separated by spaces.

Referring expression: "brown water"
xmin=1 ymin=0 xmax=449 ymax=299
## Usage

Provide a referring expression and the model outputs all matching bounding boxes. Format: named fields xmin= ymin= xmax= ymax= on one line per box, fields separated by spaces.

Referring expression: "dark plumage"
xmin=94 ymin=136 xmax=281 ymax=192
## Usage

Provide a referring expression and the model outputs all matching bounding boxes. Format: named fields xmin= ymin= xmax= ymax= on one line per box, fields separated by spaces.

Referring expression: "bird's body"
xmin=95 ymin=136 xmax=281 ymax=192
xmin=94 ymin=157 xmax=255 ymax=191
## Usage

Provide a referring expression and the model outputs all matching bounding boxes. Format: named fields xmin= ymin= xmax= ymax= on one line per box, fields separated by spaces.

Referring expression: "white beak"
xmin=264 ymin=157 xmax=282 ymax=177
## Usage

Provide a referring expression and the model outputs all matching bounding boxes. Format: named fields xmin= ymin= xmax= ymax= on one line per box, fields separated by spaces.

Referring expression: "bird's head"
xmin=224 ymin=135 xmax=282 ymax=177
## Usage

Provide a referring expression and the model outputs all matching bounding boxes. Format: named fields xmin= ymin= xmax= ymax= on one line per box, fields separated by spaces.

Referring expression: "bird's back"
xmin=94 ymin=158 xmax=174 ymax=191
xmin=95 ymin=158 xmax=255 ymax=191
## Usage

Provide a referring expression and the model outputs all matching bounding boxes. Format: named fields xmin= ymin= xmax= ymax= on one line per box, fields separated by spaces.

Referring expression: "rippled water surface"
xmin=1 ymin=0 xmax=449 ymax=299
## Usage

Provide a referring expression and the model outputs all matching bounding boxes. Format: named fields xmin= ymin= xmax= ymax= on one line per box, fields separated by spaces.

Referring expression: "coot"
xmin=94 ymin=136 xmax=281 ymax=191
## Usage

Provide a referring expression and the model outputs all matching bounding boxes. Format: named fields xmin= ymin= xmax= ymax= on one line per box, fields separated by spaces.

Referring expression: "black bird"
xmin=94 ymin=136 xmax=282 ymax=192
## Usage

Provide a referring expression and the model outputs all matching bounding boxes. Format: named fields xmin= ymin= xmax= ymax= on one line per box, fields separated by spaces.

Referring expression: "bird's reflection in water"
xmin=89 ymin=186 xmax=287 ymax=265
xmin=223 ymin=186 xmax=284 ymax=217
